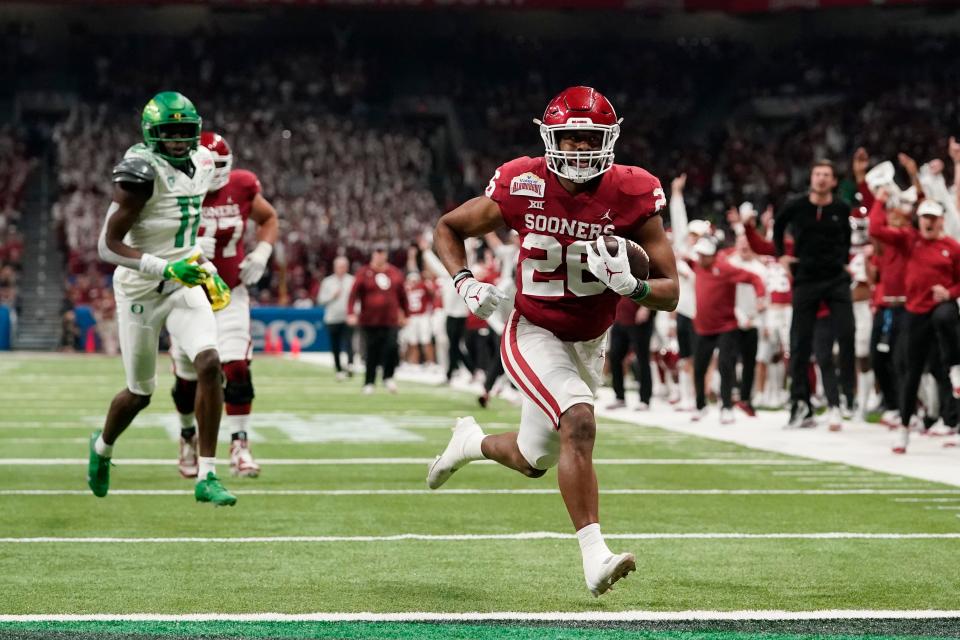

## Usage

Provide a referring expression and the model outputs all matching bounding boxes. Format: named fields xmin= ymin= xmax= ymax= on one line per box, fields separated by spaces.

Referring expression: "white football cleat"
xmin=691 ymin=407 xmax=708 ymax=422
xmin=951 ymin=365 xmax=960 ymax=398
xmin=826 ymin=407 xmax=843 ymax=432
xmin=426 ymin=417 xmax=484 ymax=490
xmin=385 ymin=378 xmax=398 ymax=394
xmin=892 ymin=426 xmax=909 ymax=455
xmin=584 ymin=552 xmax=636 ymax=597
xmin=926 ymin=421 xmax=957 ymax=437
xmin=178 ymin=433 xmax=198 ymax=478
xmin=230 ymin=438 xmax=261 ymax=478
xmin=719 ymin=408 xmax=735 ymax=425
xmin=362 ymin=384 xmax=375 ymax=395
xmin=880 ymin=410 xmax=901 ymax=430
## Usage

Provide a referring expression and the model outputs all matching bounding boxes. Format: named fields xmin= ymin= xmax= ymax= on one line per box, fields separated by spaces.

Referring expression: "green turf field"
xmin=0 ymin=353 xmax=958 ymax=639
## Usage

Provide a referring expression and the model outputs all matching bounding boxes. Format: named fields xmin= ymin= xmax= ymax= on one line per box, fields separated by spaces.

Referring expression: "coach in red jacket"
xmin=870 ymin=193 xmax=960 ymax=443
xmin=348 ymin=245 xmax=409 ymax=394
xmin=691 ymin=237 xmax=766 ymax=424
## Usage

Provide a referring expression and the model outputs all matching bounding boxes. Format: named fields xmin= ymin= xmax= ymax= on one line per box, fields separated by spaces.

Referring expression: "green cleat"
xmin=87 ymin=430 xmax=111 ymax=498
xmin=195 ymin=472 xmax=237 ymax=507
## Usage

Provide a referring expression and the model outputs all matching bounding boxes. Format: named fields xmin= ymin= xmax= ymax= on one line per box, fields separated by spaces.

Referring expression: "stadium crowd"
xmin=0 ymin=126 xmax=32 ymax=315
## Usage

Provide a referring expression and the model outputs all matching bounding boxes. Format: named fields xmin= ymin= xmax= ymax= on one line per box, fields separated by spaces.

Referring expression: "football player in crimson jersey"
xmin=427 ymin=86 xmax=679 ymax=596
xmin=169 ymin=132 xmax=278 ymax=479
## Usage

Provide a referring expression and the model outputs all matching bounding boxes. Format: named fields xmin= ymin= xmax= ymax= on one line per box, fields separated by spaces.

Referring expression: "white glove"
xmin=195 ymin=235 xmax=217 ymax=259
xmin=239 ymin=241 xmax=273 ymax=286
xmin=456 ymin=275 xmax=508 ymax=320
xmin=586 ymin=236 xmax=639 ymax=297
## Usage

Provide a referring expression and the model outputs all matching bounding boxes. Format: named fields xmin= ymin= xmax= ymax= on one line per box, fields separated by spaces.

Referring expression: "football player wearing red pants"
xmin=170 ymin=132 xmax=278 ymax=479
xmin=427 ymin=87 xmax=679 ymax=597
xmin=870 ymin=191 xmax=960 ymax=453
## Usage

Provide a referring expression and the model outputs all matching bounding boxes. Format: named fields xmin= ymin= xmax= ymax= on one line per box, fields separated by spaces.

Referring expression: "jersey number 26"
xmin=521 ymin=233 xmax=607 ymax=298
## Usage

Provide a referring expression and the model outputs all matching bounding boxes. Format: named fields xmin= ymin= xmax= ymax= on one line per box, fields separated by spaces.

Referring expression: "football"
xmin=596 ymin=236 xmax=650 ymax=280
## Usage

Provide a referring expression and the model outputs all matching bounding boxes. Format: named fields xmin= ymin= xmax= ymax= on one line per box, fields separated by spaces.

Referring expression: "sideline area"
xmin=297 ymin=353 xmax=959 ymax=488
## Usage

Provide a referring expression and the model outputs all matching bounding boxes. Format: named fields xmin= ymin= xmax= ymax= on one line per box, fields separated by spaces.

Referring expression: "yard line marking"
xmin=2 ymin=610 xmax=960 ymax=622
xmin=772 ymin=470 xmax=863 ymax=476
xmin=893 ymin=498 xmax=960 ymax=503
xmin=925 ymin=506 xmax=960 ymax=510
xmin=3 ymin=532 xmax=959 ymax=543
xmin=0 ymin=458 xmax=821 ymax=466
xmin=794 ymin=476 xmax=894 ymax=482
xmin=1 ymin=488 xmax=959 ymax=497
xmin=821 ymin=483 xmax=932 ymax=489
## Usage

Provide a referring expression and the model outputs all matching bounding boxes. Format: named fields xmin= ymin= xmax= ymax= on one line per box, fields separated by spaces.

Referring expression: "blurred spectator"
xmin=318 ymin=256 xmax=356 ymax=380
xmin=347 ymin=245 xmax=408 ymax=394
xmin=606 ymin=299 xmax=656 ymax=412
xmin=0 ymin=125 xmax=32 ymax=314
xmin=93 ymin=296 xmax=118 ymax=355
xmin=59 ymin=309 xmax=80 ymax=352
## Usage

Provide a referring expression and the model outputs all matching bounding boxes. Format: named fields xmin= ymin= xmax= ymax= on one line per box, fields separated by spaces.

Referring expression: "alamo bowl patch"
xmin=510 ymin=172 xmax=545 ymax=198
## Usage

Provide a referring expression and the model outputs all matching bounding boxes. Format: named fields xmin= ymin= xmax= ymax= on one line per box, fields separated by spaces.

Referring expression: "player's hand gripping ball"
xmin=586 ymin=235 xmax=650 ymax=296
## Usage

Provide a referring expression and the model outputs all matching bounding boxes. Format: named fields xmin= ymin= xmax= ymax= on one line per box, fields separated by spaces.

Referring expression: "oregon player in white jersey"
xmin=88 ymin=91 xmax=236 ymax=506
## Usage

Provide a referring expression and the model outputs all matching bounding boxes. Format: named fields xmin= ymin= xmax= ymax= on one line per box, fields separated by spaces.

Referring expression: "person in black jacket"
xmin=774 ymin=160 xmax=854 ymax=429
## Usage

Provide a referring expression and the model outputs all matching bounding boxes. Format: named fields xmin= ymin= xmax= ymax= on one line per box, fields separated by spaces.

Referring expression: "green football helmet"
xmin=141 ymin=91 xmax=202 ymax=166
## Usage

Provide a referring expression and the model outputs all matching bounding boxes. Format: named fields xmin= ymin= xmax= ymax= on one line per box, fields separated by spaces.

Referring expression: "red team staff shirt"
xmin=348 ymin=264 xmax=409 ymax=327
xmin=869 ymin=200 xmax=960 ymax=314
xmin=199 ymin=169 xmax=261 ymax=288
xmin=867 ymin=199 xmax=910 ymax=304
xmin=485 ymin=156 xmax=665 ymax=342
xmin=691 ymin=259 xmax=766 ymax=336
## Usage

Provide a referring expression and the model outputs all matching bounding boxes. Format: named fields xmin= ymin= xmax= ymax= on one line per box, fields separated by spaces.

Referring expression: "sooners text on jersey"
xmin=200 ymin=169 xmax=261 ymax=288
xmin=486 ymin=156 xmax=664 ymax=342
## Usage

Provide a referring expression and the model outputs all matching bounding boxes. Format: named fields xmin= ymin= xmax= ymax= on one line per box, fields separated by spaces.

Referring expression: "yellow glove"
xmin=199 ymin=263 xmax=231 ymax=312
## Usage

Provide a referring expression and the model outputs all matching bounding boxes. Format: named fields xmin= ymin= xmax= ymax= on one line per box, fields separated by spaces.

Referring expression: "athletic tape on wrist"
xmin=630 ymin=280 xmax=650 ymax=303
xmin=139 ymin=253 xmax=168 ymax=278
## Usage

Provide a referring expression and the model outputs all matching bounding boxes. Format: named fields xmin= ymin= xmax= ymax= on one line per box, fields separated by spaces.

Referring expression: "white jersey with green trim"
xmin=112 ymin=143 xmax=216 ymax=298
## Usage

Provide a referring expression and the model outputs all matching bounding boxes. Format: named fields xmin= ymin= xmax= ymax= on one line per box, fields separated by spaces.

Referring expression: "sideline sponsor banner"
xmin=0 ymin=305 xmax=11 ymax=350
xmin=69 ymin=305 xmax=330 ymax=352
xmin=251 ymin=306 xmax=329 ymax=352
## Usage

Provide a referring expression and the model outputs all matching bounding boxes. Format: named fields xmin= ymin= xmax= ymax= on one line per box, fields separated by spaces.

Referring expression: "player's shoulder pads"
xmin=614 ymin=164 xmax=660 ymax=197
xmin=112 ymin=157 xmax=156 ymax=185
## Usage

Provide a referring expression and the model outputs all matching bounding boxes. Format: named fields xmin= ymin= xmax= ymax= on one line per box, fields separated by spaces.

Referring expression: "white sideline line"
xmin=0 ymin=457 xmax=819 ymax=466
xmin=3 ymin=532 xmax=959 ymax=543
xmin=2 ymin=488 xmax=959 ymax=497
xmin=3 ymin=610 xmax=960 ymax=622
